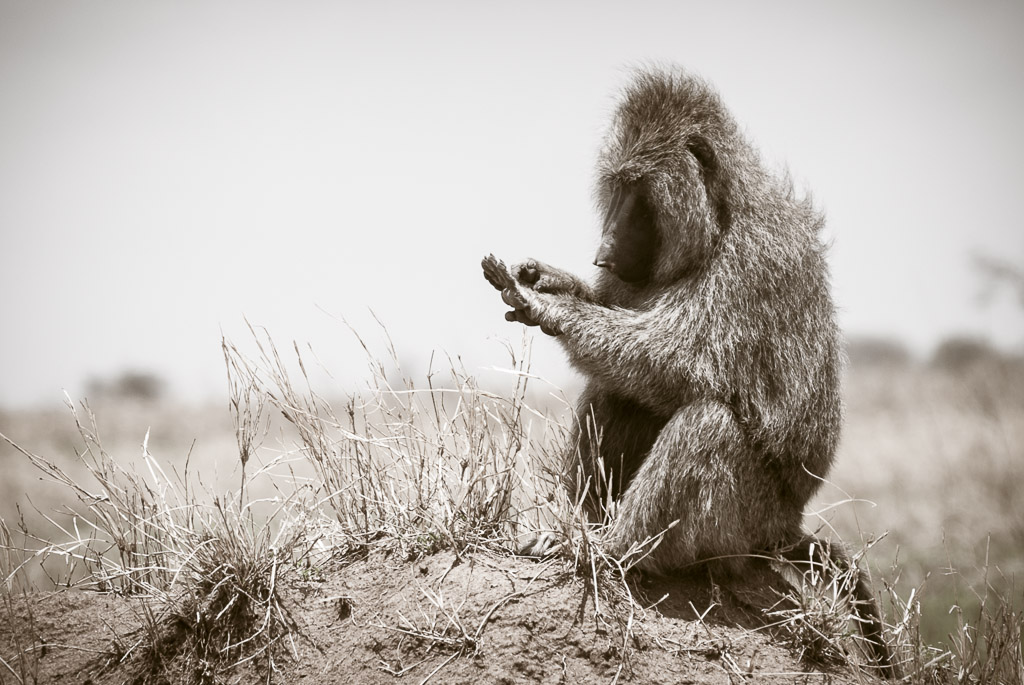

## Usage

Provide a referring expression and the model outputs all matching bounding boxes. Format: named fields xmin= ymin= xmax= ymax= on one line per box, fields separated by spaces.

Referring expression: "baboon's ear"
xmin=595 ymin=182 xmax=659 ymax=283
xmin=687 ymin=137 xmax=731 ymax=231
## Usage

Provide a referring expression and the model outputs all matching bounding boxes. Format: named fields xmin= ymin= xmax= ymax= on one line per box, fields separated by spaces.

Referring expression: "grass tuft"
xmin=1 ymin=327 xmax=1021 ymax=683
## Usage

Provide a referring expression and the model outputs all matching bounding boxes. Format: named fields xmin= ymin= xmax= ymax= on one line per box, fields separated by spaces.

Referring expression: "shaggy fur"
xmin=482 ymin=67 xmax=893 ymax=676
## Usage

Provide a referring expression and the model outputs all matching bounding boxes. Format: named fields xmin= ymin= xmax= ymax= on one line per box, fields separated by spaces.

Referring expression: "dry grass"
xmin=767 ymin=545 xmax=877 ymax=673
xmin=0 ymin=327 xmax=595 ymax=682
xmin=0 ymin=519 xmax=42 ymax=684
xmin=824 ymin=357 xmax=1024 ymax=670
xmin=1 ymin=328 xmax=1021 ymax=683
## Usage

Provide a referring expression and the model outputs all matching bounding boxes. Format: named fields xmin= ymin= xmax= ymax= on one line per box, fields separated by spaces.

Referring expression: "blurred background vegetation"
xmin=3 ymin=329 xmax=1021 ymax=647
xmin=3 ymin=258 xmax=1023 ymax=647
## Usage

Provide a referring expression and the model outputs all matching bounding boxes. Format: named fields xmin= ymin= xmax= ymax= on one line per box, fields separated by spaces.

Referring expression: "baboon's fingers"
xmin=481 ymin=254 xmax=515 ymax=291
xmin=505 ymin=309 xmax=539 ymax=327
xmin=505 ymin=307 xmax=536 ymax=323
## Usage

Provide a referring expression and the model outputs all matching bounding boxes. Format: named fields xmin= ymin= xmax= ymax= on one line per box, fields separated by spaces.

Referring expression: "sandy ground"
xmin=0 ymin=548 xmax=885 ymax=685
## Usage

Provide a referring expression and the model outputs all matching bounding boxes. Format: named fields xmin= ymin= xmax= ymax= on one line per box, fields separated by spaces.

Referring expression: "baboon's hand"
xmin=482 ymin=254 xmax=517 ymax=292
xmin=512 ymin=259 xmax=581 ymax=297
xmin=481 ymin=254 xmax=562 ymax=336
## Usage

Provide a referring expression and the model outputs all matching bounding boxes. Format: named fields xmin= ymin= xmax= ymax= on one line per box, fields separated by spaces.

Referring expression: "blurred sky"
xmin=1 ymin=0 xmax=1023 ymax=407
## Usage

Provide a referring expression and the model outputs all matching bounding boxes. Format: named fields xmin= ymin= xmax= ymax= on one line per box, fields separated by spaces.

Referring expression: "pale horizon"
xmin=2 ymin=1 xmax=1022 ymax=407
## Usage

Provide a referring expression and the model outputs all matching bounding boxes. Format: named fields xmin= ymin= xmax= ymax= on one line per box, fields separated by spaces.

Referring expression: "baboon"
xmin=482 ymin=67 xmax=895 ymax=676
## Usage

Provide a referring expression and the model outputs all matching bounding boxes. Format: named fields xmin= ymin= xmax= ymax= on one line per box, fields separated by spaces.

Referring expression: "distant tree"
xmin=844 ymin=335 xmax=913 ymax=369
xmin=86 ymin=370 xmax=166 ymax=402
xmin=930 ymin=336 xmax=1002 ymax=373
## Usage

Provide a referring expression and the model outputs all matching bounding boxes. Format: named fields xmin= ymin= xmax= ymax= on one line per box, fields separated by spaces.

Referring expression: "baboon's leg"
xmin=605 ymin=400 xmax=787 ymax=575
xmin=520 ymin=388 xmax=666 ymax=558
xmin=570 ymin=387 xmax=669 ymax=512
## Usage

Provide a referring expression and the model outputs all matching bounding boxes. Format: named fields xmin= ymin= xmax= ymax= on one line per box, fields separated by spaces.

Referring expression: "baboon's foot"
xmin=518 ymin=532 xmax=562 ymax=558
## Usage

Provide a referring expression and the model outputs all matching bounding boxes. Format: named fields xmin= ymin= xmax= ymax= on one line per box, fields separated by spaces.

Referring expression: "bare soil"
xmin=1 ymin=549 xmax=878 ymax=685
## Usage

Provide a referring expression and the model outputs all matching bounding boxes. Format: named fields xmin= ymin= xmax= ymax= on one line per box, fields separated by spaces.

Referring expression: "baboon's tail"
xmin=779 ymin=534 xmax=898 ymax=679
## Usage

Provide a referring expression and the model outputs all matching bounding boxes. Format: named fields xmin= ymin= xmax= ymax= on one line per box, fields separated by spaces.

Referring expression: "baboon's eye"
xmin=687 ymin=138 xmax=717 ymax=178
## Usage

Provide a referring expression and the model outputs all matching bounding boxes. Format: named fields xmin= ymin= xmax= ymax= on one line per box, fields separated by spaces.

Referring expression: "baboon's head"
xmin=595 ymin=68 xmax=739 ymax=285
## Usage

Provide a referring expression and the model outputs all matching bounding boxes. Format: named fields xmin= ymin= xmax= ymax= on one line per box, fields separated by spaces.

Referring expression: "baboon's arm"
xmin=543 ymin=293 xmax=723 ymax=414
xmin=486 ymin=274 xmax=726 ymax=414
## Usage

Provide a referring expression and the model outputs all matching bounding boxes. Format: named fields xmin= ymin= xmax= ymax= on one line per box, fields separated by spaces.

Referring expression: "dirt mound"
xmin=1 ymin=549 xmax=877 ymax=684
